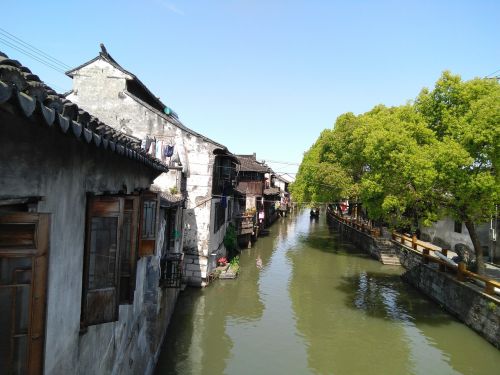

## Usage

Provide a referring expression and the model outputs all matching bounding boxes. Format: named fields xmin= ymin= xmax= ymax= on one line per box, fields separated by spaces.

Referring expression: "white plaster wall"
xmin=275 ymin=179 xmax=286 ymax=191
xmin=69 ymin=58 xmax=231 ymax=286
xmin=0 ymin=113 xmax=178 ymax=375
xmin=421 ymin=218 xmax=472 ymax=249
xmin=68 ymin=59 xmax=129 ymax=130
xmin=246 ymin=196 xmax=258 ymax=210
xmin=421 ymin=217 xmax=493 ymax=255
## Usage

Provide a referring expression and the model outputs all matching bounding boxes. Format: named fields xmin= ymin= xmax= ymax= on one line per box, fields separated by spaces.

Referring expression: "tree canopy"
xmin=291 ymin=72 xmax=499 ymax=273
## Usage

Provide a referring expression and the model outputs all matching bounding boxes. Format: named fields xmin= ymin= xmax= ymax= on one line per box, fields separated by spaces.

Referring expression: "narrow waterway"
xmin=156 ymin=211 xmax=500 ymax=375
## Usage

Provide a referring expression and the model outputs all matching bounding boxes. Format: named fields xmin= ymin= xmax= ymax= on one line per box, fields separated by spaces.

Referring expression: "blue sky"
xmin=1 ymin=1 xmax=498 ymax=175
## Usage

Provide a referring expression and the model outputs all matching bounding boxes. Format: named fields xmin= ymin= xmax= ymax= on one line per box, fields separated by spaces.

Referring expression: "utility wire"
xmin=484 ymin=69 xmax=500 ymax=79
xmin=0 ymin=36 xmax=67 ymax=74
xmin=484 ymin=68 xmax=500 ymax=78
xmin=262 ymin=159 xmax=301 ymax=166
xmin=0 ymin=27 xmax=71 ymax=70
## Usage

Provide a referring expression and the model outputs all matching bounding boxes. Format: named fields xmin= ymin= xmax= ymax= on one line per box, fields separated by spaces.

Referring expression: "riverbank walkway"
xmin=328 ymin=211 xmax=500 ymax=296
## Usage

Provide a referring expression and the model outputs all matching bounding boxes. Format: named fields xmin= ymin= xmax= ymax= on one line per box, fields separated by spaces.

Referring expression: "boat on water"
xmin=310 ymin=208 xmax=320 ymax=219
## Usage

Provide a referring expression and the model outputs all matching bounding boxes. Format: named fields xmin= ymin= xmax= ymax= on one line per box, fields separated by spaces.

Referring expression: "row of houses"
xmin=0 ymin=46 xmax=291 ymax=375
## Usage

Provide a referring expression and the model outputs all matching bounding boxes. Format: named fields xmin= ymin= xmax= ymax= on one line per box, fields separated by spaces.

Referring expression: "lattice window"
xmin=160 ymin=253 xmax=183 ymax=288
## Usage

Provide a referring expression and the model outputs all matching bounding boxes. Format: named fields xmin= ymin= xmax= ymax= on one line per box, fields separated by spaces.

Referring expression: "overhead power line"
xmin=263 ymin=159 xmax=301 ymax=166
xmin=0 ymin=37 xmax=66 ymax=73
xmin=484 ymin=68 xmax=500 ymax=79
xmin=0 ymin=27 xmax=71 ymax=74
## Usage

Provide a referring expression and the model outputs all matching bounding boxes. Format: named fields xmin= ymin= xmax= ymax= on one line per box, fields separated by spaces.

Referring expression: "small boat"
xmin=310 ymin=209 xmax=320 ymax=219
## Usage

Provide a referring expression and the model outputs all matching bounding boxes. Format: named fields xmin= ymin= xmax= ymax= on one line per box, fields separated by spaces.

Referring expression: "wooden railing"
xmin=392 ymin=232 xmax=500 ymax=296
xmin=328 ymin=211 xmax=381 ymax=237
xmin=328 ymin=211 xmax=500 ymax=295
xmin=328 ymin=210 xmax=500 ymax=296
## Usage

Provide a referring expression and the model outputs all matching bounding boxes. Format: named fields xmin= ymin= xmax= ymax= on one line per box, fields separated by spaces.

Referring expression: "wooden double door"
xmin=0 ymin=213 xmax=49 ymax=375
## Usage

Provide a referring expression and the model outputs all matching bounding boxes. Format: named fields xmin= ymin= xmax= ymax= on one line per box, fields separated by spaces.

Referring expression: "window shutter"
xmin=138 ymin=191 xmax=160 ymax=257
xmin=81 ymin=196 xmax=123 ymax=327
xmin=119 ymin=196 xmax=139 ymax=304
xmin=0 ymin=212 xmax=50 ymax=375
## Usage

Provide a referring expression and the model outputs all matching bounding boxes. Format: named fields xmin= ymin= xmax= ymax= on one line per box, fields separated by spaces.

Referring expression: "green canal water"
xmin=155 ymin=211 xmax=500 ymax=375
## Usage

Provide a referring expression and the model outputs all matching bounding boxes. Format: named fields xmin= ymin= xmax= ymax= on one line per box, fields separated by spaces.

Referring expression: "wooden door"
xmin=0 ymin=213 xmax=50 ymax=375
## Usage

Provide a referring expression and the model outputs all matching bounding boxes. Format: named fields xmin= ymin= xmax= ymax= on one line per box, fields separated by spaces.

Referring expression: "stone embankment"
xmin=327 ymin=211 xmax=500 ymax=348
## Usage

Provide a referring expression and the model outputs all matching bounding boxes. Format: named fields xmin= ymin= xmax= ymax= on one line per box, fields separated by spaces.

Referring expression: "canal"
xmin=156 ymin=211 xmax=500 ymax=375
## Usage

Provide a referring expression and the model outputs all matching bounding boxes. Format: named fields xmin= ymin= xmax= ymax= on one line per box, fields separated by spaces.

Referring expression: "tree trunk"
xmin=464 ymin=219 xmax=485 ymax=275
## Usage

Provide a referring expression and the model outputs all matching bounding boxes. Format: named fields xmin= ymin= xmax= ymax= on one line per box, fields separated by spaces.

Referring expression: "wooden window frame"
xmin=138 ymin=191 xmax=160 ymax=257
xmin=213 ymin=201 xmax=226 ymax=234
xmin=81 ymin=196 xmax=123 ymax=328
xmin=0 ymin=212 xmax=50 ymax=375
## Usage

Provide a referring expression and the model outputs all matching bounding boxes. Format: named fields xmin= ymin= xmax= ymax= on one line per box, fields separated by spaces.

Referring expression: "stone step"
xmin=380 ymin=254 xmax=401 ymax=266
xmin=380 ymin=250 xmax=397 ymax=255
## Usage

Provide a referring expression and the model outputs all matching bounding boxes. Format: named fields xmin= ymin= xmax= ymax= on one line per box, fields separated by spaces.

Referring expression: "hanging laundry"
xmin=144 ymin=136 xmax=152 ymax=151
xmin=149 ymin=140 xmax=156 ymax=156
xmin=161 ymin=142 xmax=168 ymax=161
xmin=165 ymin=145 xmax=174 ymax=157
xmin=156 ymin=140 xmax=162 ymax=159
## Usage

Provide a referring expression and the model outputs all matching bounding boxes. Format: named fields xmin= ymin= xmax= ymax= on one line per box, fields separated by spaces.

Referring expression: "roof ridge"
xmin=124 ymin=91 xmax=228 ymax=149
xmin=0 ymin=50 xmax=168 ymax=173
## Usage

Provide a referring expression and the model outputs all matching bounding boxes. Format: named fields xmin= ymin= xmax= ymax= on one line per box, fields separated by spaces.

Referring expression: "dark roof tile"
xmin=0 ymin=50 xmax=168 ymax=173
xmin=66 ymin=44 xmax=228 ymax=150
xmin=236 ymin=154 xmax=270 ymax=173
xmin=263 ymin=187 xmax=280 ymax=196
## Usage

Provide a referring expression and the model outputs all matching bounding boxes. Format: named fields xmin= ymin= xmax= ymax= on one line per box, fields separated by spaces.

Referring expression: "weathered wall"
xmin=402 ymin=263 xmax=500 ymax=348
xmin=69 ymin=59 xmax=232 ymax=286
xmin=1 ymin=110 xmax=178 ymax=375
xmin=327 ymin=215 xmax=380 ymax=259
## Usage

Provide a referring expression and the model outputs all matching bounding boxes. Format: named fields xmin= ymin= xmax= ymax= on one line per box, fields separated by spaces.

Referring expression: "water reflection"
xmin=156 ymin=211 xmax=500 ymax=375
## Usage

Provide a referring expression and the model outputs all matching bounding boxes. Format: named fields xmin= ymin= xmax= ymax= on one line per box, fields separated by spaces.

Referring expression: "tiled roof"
xmin=263 ymin=187 xmax=280 ymax=196
xmin=0 ymin=51 xmax=168 ymax=172
xmin=236 ymin=154 xmax=270 ymax=173
xmin=66 ymin=44 xmax=227 ymax=150
xmin=151 ymin=185 xmax=185 ymax=205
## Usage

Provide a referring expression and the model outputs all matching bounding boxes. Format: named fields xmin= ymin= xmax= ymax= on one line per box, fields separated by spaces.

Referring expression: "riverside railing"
xmin=329 ymin=211 xmax=381 ymax=237
xmin=328 ymin=210 xmax=500 ymax=296
xmin=392 ymin=232 xmax=500 ymax=296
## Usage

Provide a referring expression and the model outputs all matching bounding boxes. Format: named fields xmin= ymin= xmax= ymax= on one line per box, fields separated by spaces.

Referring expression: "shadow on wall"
xmin=182 ymin=208 xmax=202 ymax=286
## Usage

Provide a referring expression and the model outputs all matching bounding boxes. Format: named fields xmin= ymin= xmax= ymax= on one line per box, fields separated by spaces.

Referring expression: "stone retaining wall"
xmin=327 ymin=213 xmax=500 ymax=348
xmin=327 ymin=214 xmax=380 ymax=260
xmin=393 ymin=241 xmax=500 ymax=349
xmin=402 ymin=261 xmax=500 ymax=348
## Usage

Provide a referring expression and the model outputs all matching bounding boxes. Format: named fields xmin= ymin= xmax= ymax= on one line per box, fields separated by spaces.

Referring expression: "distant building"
xmin=66 ymin=45 xmax=238 ymax=286
xmin=420 ymin=218 xmax=498 ymax=263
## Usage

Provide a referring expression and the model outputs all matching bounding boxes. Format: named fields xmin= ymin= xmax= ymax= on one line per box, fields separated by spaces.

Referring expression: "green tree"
xmin=355 ymin=105 xmax=437 ymax=227
xmin=290 ymin=129 xmax=354 ymax=205
xmin=416 ymin=72 xmax=500 ymax=273
xmin=295 ymin=71 xmax=499 ymax=274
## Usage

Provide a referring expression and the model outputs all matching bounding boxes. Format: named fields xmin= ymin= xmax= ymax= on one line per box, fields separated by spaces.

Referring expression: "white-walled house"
xmin=0 ymin=52 xmax=183 ymax=375
xmin=420 ymin=217 xmax=498 ymax=263
xmin=66 ymin=45 xmax=238 ymax=286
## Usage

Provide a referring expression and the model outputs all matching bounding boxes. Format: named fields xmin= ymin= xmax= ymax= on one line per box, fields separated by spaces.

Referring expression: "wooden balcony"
xmin=236 ymin=215 xmax=254 ymax=235
xmin=236 ymin=181 xmax=263 ymax=196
